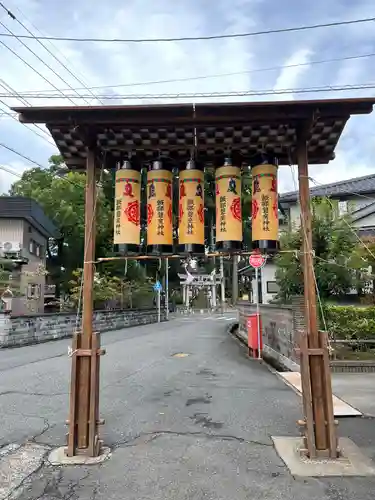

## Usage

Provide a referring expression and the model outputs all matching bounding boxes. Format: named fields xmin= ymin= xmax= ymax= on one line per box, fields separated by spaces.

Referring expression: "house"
xmin=256 ymin=173 xmax=375 ymax=303
xmin=0 ymin=197 xmax=58 ymax=315
xmin=280 ymin=173 xmax=375 ymax=232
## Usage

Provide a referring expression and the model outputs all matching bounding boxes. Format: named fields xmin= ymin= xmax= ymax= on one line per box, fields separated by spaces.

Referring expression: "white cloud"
xmin=273 ymin=48 xmax=313 ymax=93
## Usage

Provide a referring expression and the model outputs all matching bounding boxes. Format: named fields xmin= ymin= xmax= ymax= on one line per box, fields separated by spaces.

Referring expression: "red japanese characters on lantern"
xmin=124 ymin=200 xmax=140 ymax=226
xmin=113 ymin=161 xmax=141 ymax=254
xmin=178 ymin=160 xmax=205 ymax=255
xmin=230 ymin=197 xmax=241 ymax=222
xmin=215 ymin=160 xmax=243 ymax=252
xmin=146 ymin=160 xmax=174 ymax=255
xmin=251 ymin=159 xmax=279 ymax=253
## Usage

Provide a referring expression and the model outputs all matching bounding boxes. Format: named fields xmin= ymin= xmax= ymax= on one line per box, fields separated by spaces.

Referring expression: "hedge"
xmin=322 ymin=305 xmax=375 ymax=340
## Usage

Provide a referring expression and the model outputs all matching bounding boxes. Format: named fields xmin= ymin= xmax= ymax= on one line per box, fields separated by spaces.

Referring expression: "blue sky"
xmin=0 ymin=0 xmax=375 ymax=193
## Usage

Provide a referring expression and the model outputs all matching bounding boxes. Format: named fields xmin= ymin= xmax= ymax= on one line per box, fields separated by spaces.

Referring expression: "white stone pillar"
xmin=212 ymin=283 xmax=217 ymax=309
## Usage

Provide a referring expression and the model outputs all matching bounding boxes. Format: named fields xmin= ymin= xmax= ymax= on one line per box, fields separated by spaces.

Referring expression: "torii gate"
xmin=178 ymin=270 xmax=222 ymax=309
xmin=13 ymin=98 xmax=375 ymax=462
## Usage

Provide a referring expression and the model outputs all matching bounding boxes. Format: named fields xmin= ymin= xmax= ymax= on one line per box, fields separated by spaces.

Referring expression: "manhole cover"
xmin=172 ymin=353 xmax=189 ymax=358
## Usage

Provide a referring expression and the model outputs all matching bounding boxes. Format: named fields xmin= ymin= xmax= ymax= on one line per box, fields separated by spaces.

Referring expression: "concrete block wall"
xmin=0 ymin=308 xmax=166 ymax=348
xmin=236 ymin=301 xmax=299 ymax=371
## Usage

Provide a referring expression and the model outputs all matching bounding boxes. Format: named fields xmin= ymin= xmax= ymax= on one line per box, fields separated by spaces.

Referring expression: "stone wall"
xmin=0 ymin=308 xmax=166 ymax=348
xmin=176 ymin=304 xmax=235 ymax=314
xmin=236 ymin=301 xmax=299 ymax=371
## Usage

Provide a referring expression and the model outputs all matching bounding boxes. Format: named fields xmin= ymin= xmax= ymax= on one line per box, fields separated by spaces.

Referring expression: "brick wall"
xmin=0 ymin=308 xmax=166 ymax=348
xmin=236 ymin=300 xmax=300 ymax=371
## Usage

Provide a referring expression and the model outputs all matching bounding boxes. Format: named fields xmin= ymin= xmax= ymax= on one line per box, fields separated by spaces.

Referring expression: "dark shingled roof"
xmin=280 ymin=173 xmax=375 ymax=203
xmin=0 ymin=197 xmax=59 ymax=238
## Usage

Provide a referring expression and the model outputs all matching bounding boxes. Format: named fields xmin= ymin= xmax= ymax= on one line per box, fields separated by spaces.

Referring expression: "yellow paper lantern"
xmin=215 ymin=160 xmax=242 ymax=252
xmin=113 ymin=161 xmax=141 ymax=254
xmin=178 ymin=161 xmax=205 ymax=255
xmin=251 ymin=161 xmax=279 ymax=252
xmin=146 ymin=160 xmax=173 ymax=255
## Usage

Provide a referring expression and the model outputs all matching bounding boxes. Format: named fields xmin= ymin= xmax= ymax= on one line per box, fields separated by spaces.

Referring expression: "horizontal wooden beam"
xmin=13 ymin=98 xmax=375 ymax=125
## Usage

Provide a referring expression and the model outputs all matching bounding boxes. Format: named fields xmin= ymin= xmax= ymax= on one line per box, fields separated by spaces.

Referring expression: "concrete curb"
xmin=227 ymin=323 xmax=367 ymax=418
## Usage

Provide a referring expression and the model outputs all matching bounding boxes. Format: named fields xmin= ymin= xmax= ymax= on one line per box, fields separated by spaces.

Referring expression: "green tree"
xmin=69 ymin=268 xmax=154 ymax=309
xmin=352 ymin=235 xmax=375 ymax=304
xmin=275 ymin=198 xmax=366 ymax=300
xmin=9 ymin=158 xmax=112 ymax=293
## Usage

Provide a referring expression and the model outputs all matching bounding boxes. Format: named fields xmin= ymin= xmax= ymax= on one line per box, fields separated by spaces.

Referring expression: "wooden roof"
xmin=12 ymin=98 xmax=375 ymax=168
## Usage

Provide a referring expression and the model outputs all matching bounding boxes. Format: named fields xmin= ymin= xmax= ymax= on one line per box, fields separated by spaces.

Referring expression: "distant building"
xmin=256 ymin=173 xmax=375 ymax=303
xmin=0 ymin=197 xmax=58 ymax=315
xmin=280 ymin=173 xmax=375 ymax=236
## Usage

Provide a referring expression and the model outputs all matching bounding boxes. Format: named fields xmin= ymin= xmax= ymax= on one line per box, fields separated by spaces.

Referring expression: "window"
xmin=27 ymin=284 xmax=40 ymax=299
xmin=28 ymin=239 xmax=44 ymax=258
xmin=338 ymin=201 xmax=348 ymax=216
xmin=266 ymin=281 xmax=279 ymax=294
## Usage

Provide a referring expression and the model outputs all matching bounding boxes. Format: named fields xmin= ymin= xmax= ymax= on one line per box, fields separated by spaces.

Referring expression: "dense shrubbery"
xmin=322 ymin=304 xmax=375 ymax=340
xmin=275 ymin=198 xmax=369 ymax=301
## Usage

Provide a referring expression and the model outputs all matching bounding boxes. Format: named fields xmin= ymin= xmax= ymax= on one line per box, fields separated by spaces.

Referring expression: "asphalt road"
xmin=1 ymin=314 xmax=375 ymax=499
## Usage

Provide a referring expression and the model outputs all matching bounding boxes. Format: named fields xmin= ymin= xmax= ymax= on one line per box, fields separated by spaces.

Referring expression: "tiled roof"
xmin=0 ymin=197 xmax=58 ymax=238
xmin=280 ymin=173 xmax=375 ymax=203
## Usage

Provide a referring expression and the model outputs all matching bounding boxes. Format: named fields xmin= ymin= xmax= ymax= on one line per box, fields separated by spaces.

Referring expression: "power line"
xmin=0 ymin=142 xmax=49 ymax=168
xmin=0 ymin=163 xmax=23 ymax=178
xmin=0 ymin=78 xmax=55 ymax=140
xmin=0 ymin=78 xmax=30 ymax=106
xmin=2 ymin=82 xmax=375 ymax=100
xmin=0 ymin=101 xmax=55 ymax=146
xmin=0 ymin=2 xmax=103 ymax=105
xmin=0 ymin=142 xmax=87 ymax=191
xmin=0 ymin=19 xmax=89 ymax=105
xmin=0 ymin=16 xmax=374 ymax=43
xmin=15 ymin=52 xmax=375 ymax=95
xmin=0 ymin=38 xmax=77 ymax=105
xmin=6 ymin=3 xmax=96 ymax=89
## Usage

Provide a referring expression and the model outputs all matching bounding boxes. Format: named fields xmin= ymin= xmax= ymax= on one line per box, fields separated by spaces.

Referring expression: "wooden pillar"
xmin=77 ymin=149 xmax=96 ymax=449
xmin=297 ymin=124 xmax=336 ymax=457
xmin=67 ymin=148 xmax=104 ymax=457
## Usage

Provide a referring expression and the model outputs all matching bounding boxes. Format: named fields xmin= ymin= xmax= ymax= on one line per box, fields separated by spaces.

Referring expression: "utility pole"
xmin=297 ymin=124 xmax=337 ymax=458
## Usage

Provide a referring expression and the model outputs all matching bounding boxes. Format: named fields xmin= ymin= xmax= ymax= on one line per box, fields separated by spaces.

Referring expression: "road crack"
xmin=0 ymin=390 xmax=67 ymax=397
xmin=112 ymin=430 xmax=273 ymax=450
